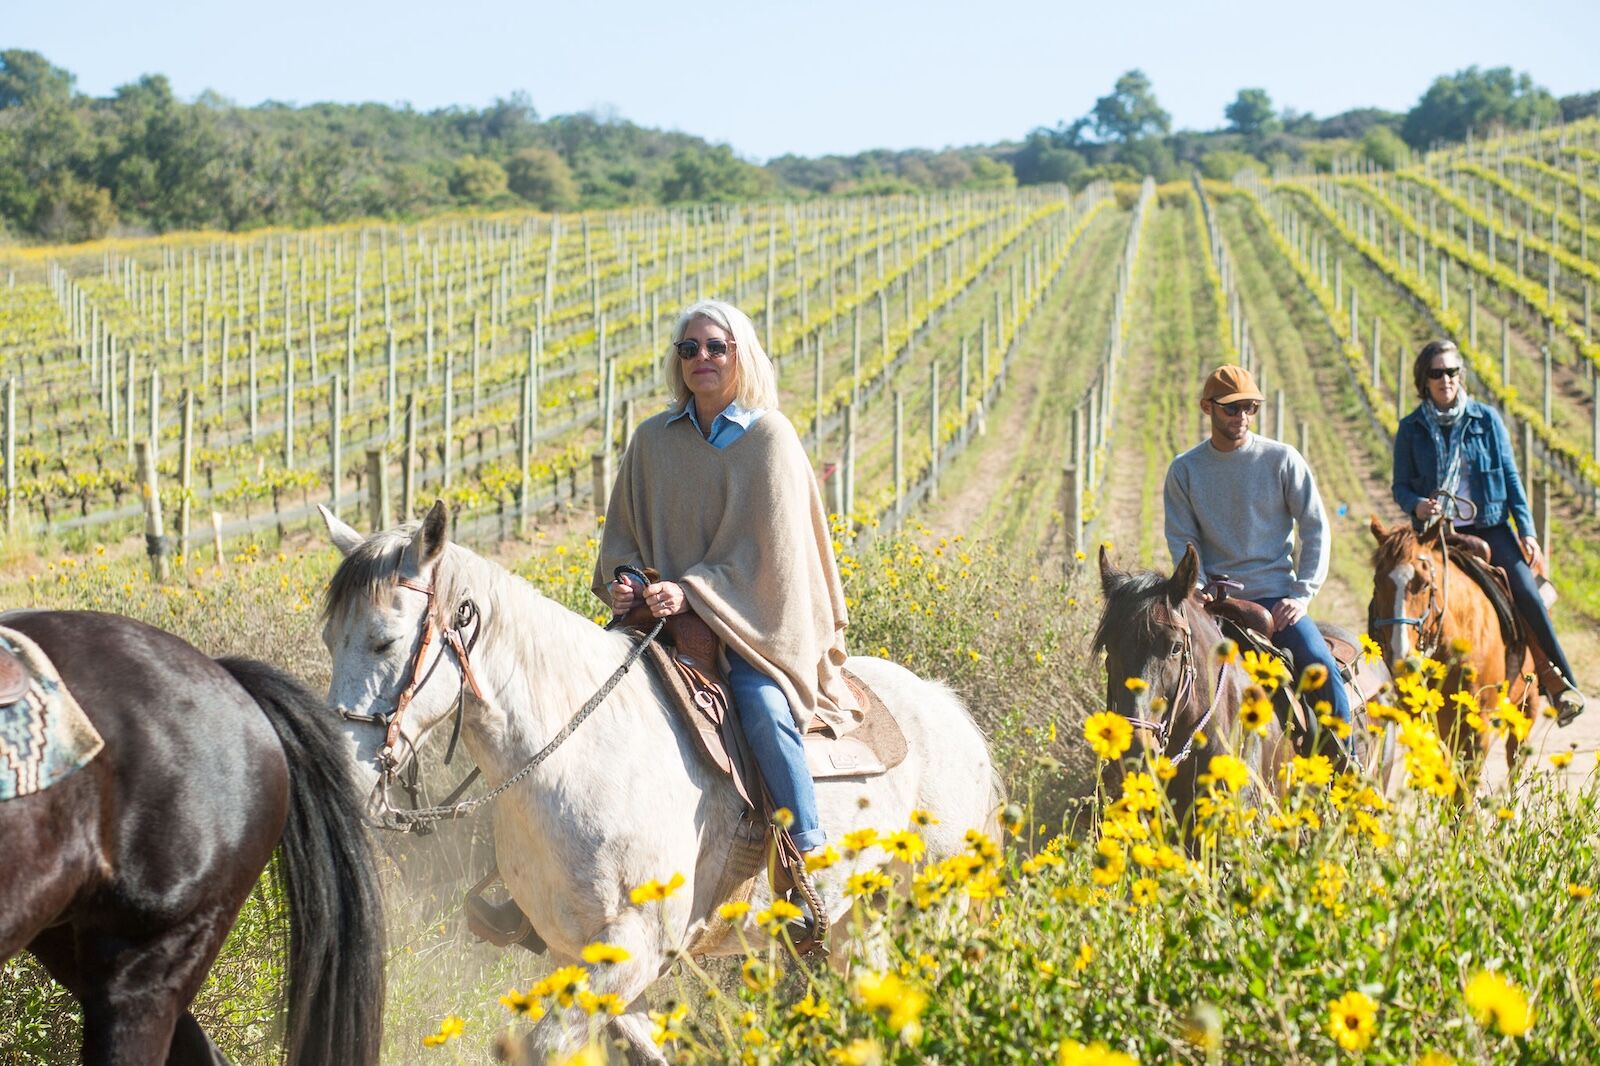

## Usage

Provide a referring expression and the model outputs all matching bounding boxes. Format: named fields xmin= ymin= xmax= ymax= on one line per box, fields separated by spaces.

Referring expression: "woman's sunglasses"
xmin=1426 ymin=366 xmax=1463 ymax=380
xmin=675 ymin=338 xmax=734 ymax=361
xmin=1216 ymin=400 xmax=1260 ymax=416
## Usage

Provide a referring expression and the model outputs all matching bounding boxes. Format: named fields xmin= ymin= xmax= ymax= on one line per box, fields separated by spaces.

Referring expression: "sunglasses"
xmin=1216 ymin=400 xmax=1260 ymax=416
xmin=674 ymin=338 xmax=734 ymax=361
xmin=1426 ymin=366 xmax=1463 ymax=380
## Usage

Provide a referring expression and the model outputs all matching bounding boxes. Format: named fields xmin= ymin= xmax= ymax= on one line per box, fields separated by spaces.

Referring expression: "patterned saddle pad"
xmin=0 ymin=627 xmax=104 ymax=800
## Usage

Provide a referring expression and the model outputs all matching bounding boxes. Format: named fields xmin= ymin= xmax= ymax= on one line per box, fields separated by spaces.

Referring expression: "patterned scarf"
xmin=1421 ymin=391 xmax=1470 ymax=496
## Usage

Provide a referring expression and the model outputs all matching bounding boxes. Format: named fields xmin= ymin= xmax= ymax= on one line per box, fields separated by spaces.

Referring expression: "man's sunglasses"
xmin=1215 ymin=400 xmax=1260 ymax=416
xmin=1426 ymin=366 xmax=1463 ymax=380
xmin=674 ymin=338 xmax=734 ymax=360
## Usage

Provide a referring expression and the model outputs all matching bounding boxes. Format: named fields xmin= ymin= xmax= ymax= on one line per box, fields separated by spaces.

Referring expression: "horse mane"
xmin=322 ymin=522 xmax=415 ymax=621
xmin=322 ymin=520 xmax=513 ymax=634
xmin=1092 ymin=569 xmax=1171 ymax=658
xmin=1372 ymin=524 xmax=1420 ymax=574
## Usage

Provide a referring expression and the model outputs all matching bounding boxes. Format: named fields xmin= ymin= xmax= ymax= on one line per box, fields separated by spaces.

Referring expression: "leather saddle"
xmin=1202 ymin=582 xmax=1386 ymax=761
xmin=0 ymin=645 xmax=30 ymax=706
xmin=610 ymin=573 xmax=907 ymax=820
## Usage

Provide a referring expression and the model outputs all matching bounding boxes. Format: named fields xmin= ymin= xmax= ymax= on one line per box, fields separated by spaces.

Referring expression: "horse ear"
xmin=1098 ymin=544 xmax=1122 ymax=597
xmin=318 ymin=504 xmax=365 ymax=557
xmin=1369 ymin=515 xmax=1388 ymax=544
xmin=1168 ymin=544 xmax=1200 ymax=604
xmin=401 ymin=500 xmax=450 ymax=574
xmin=417 ymin=500 xmax=450 ymax=566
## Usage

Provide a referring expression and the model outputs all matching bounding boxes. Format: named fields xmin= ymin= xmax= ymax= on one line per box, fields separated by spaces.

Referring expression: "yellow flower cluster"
xmin=852 ymin=969 xmax=927 ymax=1040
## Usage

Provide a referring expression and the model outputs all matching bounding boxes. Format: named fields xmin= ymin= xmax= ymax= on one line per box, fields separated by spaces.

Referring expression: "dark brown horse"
xmin=1094 ymin=545 xmax=1292 ymax=832
xmin=1368 ymin=518 xmax=1533 ymax=784
xmin=0 ymin=611 xmax=385 ymax=1065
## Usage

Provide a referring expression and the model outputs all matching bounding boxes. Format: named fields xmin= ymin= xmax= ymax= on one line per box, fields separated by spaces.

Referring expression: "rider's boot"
xmin=783 ymin=865 xmax=831 ymax=957
xmin=1529 ymin=644 xmax=1587 ymax=728
xmin=769 ymin=839 xmax=830 ymax=957
xmin=464 ymin=871 xmax=546 ymax=954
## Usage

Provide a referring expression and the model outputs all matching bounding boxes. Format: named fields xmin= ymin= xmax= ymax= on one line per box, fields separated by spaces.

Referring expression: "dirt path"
xmin=926 ymin=210 xmax=1128 ymax=551
xmin=1100 ymin=200 xmax=1222 ymax=568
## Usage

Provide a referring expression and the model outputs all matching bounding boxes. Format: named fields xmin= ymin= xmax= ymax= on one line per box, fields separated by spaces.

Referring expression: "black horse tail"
xmin=217 ymin=657 xmax=385 ymax=1066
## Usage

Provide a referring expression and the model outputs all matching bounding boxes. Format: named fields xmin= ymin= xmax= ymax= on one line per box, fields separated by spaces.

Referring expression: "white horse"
xmin=317 ymin=501 xmax=1000 ymax=1062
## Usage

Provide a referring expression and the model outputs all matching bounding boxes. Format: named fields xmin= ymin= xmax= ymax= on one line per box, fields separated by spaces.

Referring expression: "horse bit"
xmin=340 ymin=574 xmax=662 ymax=832
xmin=1120 ymin=597 xmax=1227 ymax=768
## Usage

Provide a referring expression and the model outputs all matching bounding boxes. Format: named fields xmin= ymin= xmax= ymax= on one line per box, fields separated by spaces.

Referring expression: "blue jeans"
xmin=1252 ymin=598 xmax=1351 ymax=724
xmin=726 ymin=649 xmax=824 ymax=851
xmin=1462 ymin=523 xmax=1576 ymax=686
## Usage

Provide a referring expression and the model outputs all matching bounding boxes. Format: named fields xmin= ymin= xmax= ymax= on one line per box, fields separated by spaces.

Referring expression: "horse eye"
xmin=1169 ymin=641 xmax=1184 ymax=658
xmin=374 ymin=638 xmax=396 ymax=654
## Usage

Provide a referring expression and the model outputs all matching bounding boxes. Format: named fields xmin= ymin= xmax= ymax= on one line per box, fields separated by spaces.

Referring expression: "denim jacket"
xmin=1392 ymin=400 xmax=1534 ymax=537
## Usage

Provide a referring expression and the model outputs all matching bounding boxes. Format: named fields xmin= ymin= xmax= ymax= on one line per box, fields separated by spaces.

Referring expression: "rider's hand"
xmin=1271 ymin=597 xmax=1308 ymax=632
xmin=644 ymin=581 xmax=688 ymax=618
xmin=1521 ymin=535 xmax=1545 ymax=571
xmin=1413 ymin=498 xmax=1439 ymax=521
xmin=610 ymin=578 xmax=639 ymax=614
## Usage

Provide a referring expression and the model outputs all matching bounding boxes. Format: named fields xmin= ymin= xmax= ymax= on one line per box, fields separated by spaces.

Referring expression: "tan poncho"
xmin=593 ymin=409 xmax=860 ymax=736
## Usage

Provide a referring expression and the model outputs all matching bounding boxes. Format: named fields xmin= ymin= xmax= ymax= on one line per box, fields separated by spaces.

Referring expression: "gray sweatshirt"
xmin=1163 ymin=433 xmax=1330 ymax=602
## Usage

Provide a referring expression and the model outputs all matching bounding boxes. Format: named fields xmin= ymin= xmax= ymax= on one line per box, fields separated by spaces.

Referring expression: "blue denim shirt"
xmin=1392 ymin=400 xmax=1534 ymax=537
xmin=666 ymin=399 xmax=766 ymax=450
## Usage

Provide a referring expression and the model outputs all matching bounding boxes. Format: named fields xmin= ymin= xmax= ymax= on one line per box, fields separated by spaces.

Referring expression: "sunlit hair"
xmin=1413 ymin=338 xmax=1461 ymax=400
xmin=663 ymin=299 xmax=779 ymax=411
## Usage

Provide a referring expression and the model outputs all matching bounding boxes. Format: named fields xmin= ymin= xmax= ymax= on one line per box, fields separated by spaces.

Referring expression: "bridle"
xmin=1372 ymin=491 xmax=1477 ymax=657
xmin=1119 ymin=598 xmax=1228 ymax=768
xmin=340 ymin=573 xmax=663 ymax=832
xmin=337 ymin=576 xmax=487 ymax=828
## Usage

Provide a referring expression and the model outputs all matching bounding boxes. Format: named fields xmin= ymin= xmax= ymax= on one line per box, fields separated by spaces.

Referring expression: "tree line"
xmin=1 ymin=49 xmax=1594 ymax=245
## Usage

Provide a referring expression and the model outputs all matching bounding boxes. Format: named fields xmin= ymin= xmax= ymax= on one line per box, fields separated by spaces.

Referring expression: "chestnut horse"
xmin=0 ymin=611 xmax=385 ymax=1065
xmin=1094 ymin=545 xmax=1292 ymax=833
xmin=1367 ymin=517 xmax=1534 ymax=782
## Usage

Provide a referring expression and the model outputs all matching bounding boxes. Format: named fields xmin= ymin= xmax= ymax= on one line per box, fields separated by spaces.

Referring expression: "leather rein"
xmin=1120 ymin=598 xmax=1229 ymax=768
xmin=341 ymin=575 xmax=662 ymax=832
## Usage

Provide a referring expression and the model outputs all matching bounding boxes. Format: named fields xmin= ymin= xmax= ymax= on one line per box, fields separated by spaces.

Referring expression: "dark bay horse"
xmin=0 ymin=610 xmax=384 ymax=1065
xmin=1094 ymin=545 xmax=1292 ymax=831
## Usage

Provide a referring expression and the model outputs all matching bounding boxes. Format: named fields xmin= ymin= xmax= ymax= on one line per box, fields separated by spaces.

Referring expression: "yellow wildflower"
xmin=1326 ymin=990 xmax=1377 ymax=1052
xmin=420 ymin=1014 xmax=465 ymax=1048
xmin=580 ymin=942 xmax=631 ymax=965
xmin=1091 ymin=838 xmax=1126 ymax=886
xmin=881 ymin=830 xmax=926 ymax=863
xmin=1239 ymin=685 xmax=1273 ymax=735
xmin=1084 ymin=711 xmax=1133 ymax=760
xmin=629 ymin=872 xmax=685 ymax=904
xmin=1464 ymin=970 xmax=1532 ymax=1036
xmin=1201 ymin=754 xmax=1249 ymax=793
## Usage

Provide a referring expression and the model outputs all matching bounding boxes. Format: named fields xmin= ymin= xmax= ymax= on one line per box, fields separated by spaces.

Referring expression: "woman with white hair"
xmin=593 ymin=299 xmax=858 ymax=926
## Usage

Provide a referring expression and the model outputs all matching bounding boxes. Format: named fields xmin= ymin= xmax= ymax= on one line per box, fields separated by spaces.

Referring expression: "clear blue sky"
xmin=8 ymin=0 xmax=1598 ymax=161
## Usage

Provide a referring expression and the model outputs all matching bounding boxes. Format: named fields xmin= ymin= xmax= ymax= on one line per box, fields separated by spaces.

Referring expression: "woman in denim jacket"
xmin=1392 ymin=338 xmax=1586 ymax=725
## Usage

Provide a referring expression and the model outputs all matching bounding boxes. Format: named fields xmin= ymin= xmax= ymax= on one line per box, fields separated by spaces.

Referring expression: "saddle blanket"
xmin=0 ymin=626 xmax=103 ymax=800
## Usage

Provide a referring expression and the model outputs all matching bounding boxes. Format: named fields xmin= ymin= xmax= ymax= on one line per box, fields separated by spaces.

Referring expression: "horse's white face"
xmin=318 ymin=502 xmax=461 ymax=796
xmin=1384 ymin=561 xmax=1417 ymax=662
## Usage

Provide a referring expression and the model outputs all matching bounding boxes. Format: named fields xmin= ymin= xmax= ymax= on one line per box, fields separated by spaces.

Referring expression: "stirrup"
xmin=1555 ymin=688 xmax=1587 ymax=729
